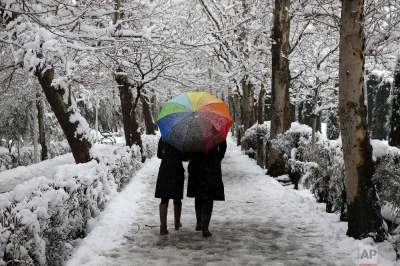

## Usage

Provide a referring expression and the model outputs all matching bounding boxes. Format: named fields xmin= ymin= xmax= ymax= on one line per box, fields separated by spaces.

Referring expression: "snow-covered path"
xmin=67 ymin=138 xmax=396 ymax=266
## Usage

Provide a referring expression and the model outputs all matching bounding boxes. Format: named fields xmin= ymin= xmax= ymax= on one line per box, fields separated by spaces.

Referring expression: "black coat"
xmin=187 ymin=141 xmax=227 ymax=201
xmin=155 ymin=139 xmax=186 ymax=199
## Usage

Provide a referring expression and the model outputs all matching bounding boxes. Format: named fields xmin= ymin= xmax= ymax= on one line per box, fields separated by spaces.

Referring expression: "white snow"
xmin=371 ymin=139 xmax=400 ymax=159
xmin=67 ymin=137 xmax=398 ymax=266
xmin=0 ymin=153 xmax=74 ymax=193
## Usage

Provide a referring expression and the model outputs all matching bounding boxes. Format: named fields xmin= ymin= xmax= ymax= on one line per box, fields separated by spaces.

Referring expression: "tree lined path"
xmin=67 ymin=137 xmax=394 ymax=266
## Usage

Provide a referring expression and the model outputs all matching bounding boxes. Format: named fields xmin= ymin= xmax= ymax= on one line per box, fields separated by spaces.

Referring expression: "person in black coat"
xmin=187 ymin=140 xmax=227 ymax=237
xmin=155 ymin=138 xmax=187 ymax=235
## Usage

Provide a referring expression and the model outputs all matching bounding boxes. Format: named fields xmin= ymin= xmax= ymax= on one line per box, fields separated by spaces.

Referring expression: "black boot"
xmin=159 ymin=203 xmax=169 ymax=235
xmin=195 ymin=198 xmax=202 ymax=231
xmin=201 ymin=200 xmax=213 ymax=237
xmin=174 ymin=203 xmax=182 ymax=230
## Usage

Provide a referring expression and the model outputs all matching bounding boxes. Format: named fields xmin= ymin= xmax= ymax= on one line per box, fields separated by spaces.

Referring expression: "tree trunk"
xmin=311 ymin=114 xmax=318 ymax=154
xmin=94 ymin=98 xmax=100 ymax=141
xmin=257 ymin=85 xmax=266 ymax=125
xmin=32 ymin=99 xmax=39 ymax=163
xmin=34 ymin=68 xmax=92 ymax=164
xmin=115 ymin=68 xmax=145 ymax=161
xmin=36 ymin=93 xmax=49 ymax=162
xmin=264 ymin=93 xmax=272 ymax=121
xmin=338 ymin=0 xmax=384 ymax=240
xmin=140 ymin=90 xmax=157 ymax=135
xmin=389 ymin=58 xmax=400 ymax=147
xmin=233 ymin=93 xmax=242 ymax=145
xmin=267 ymin=0 xmax=290 ymax=174
xmin=150 ymin=88 xmax=158 ymax=119
xmin=256 ymin=85 xmax=266 ymax=168
xmin=228 ymin=89 xmax=235 ymax=135
xmin=270 ymin=0 xmax=290 ymax=139
xmin=241 ymin=77 xmax=255 ymax=130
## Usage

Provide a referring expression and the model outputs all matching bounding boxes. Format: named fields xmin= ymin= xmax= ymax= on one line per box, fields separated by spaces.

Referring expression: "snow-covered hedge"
xmin=242 ymin=122 xmax=400 ymax=221
xmin=0 ymin=141 xmax=70 ymax=172
xmin=242 ymin=122 xmax=400 ymax=255
xmin=0 ymin=136 xmax=158 ymax=266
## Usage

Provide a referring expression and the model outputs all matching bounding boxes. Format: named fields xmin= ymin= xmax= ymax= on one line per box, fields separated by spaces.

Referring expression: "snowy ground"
xmin=67 ymin=137 xmax=398 ymax=266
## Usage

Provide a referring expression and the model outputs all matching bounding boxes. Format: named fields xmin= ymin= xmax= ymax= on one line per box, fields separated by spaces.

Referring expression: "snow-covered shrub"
xmin=270 ymin=123 xmax=312 ymax=157
xmin=372 ymin=147 xmax=400 ymax=257
xmin=0 ymin=140 xmax=157 ymax=265
xmin=373 ymin=149 xmax=400 ymax=223
xmin=242 ymin=122 xmax=346 ymax=215
xmin=242 ymin=122 xmax=400 ymax=228
xmin=299 ymin=138 xmax=346 ymax=214
xmin=141 ymin=134 xmax=159 ymax=160
xmin=241 ymin=122 xmax=270 ymax=152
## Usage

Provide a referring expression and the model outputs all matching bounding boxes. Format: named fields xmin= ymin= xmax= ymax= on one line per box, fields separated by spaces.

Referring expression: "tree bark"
xmin=140 ymin=90 xmax=157 ymax=135
xmin=115 ymin=68 xmax=144 ymax=161
xmin=35 ymin=68 xmax=92 ymax=164
xmin=270 ymin=0 xmax=291 ymax=139
xmin=256 ymin=85 xmax=266 ymax=168
xmin=36 ymin=93 xmax=49 ymax=161
xmin=257 ymin=85 xmax=266 ymax=125
xmin=389 ymin=58 xmax=400 ymax=147
xmin=228 ymin=89 xmax=235 ymax=135
xmin=150 ymin=88 xmax=158 ymax=119
xmin=338 ymin=0 xmax=384 ymax=240
xmin=233 ymin=93 xmax=242 ymax=145
xmin=32 ymin=98 xmax=39 ymax=163
xmin=241 ymin=77 xmax=255 ymax=130
xmin=267 ymin=0 xmax=291 ymax=174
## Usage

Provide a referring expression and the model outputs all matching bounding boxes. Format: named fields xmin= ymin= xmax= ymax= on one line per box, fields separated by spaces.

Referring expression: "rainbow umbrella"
xmin=156 ymin=92 xmax=233 ymax=152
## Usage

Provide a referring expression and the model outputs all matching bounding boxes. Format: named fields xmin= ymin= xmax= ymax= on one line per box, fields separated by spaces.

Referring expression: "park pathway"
xmin=67 ymin=137 xmax=396 ymax=266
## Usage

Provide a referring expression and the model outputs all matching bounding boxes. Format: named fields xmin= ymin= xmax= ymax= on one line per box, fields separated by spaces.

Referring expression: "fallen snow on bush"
xmin=0 ymin=135 xmax=158 ymax=266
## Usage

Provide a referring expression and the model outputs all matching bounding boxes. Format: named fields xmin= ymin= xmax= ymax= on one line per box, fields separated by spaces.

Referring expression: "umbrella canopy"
xmin=156 ymin=92 xmax=233 ymax=152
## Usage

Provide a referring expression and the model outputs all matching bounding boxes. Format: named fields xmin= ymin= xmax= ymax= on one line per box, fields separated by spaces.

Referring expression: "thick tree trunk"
xmin=389 ymin=58 xmax=400 ymax=147
xmin=115 ymin=68 xmax=145 ymax=161
xmin=241 ymin=77 xmax=255 ymax=130
xmin=264 ymin=93 xmax=272 ymax=121
xmin=35 ymin=68 xmax=92 ymax=164
xmin=270 ymin=0 xmax=290 ymax=139
xmin=338 ymin=0 xmax=384 ymax=240
xmin=267 ymin=0 xmax=290 ymax=174
xmin=140 ymin=90 xmax=157 ymax=135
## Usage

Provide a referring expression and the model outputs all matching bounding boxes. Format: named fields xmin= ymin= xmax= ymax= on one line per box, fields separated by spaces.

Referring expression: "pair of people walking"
xmin=155 ymin=138 xmax=227 ymax=237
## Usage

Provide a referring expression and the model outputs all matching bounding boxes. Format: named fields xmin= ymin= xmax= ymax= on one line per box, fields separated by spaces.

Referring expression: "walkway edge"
xmin=67 ymin=157 xmax=159 ymax=266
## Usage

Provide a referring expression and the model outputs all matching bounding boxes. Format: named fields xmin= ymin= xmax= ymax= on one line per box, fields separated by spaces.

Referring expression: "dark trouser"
xmin=195 ymin=198 xmax=213 ymax=231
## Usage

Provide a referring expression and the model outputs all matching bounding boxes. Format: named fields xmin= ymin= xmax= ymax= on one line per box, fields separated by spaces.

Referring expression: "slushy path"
xmin=67 ymin=137 xmax=397 ymax=266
